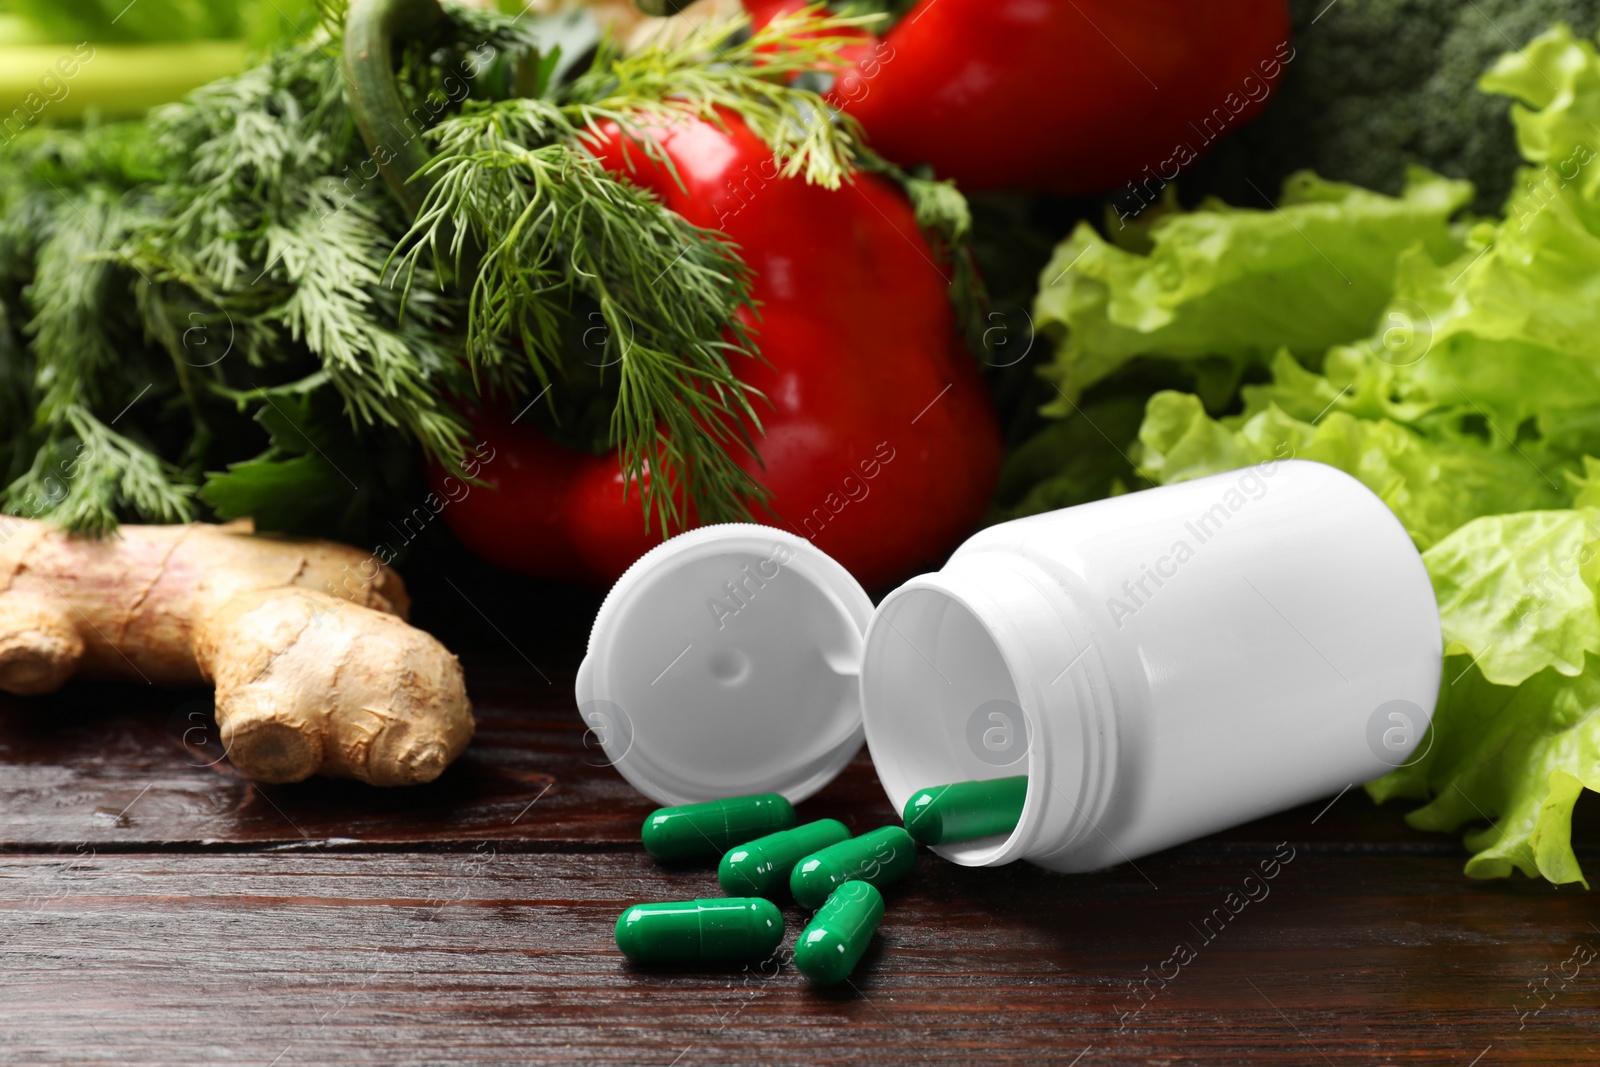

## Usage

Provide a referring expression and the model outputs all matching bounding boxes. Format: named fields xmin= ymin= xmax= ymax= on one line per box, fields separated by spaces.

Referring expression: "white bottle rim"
xmin=860 ymin=555 xmax=1119 ymax=868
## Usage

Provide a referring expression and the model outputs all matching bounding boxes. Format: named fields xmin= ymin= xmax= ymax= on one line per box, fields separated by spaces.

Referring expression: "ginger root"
xmin=0 ymin=518 xmax=472 ymax=786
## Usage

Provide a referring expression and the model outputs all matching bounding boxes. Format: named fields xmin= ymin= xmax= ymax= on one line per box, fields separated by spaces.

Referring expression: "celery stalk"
xmin=0 ymin=40 xmax=249 ymax=123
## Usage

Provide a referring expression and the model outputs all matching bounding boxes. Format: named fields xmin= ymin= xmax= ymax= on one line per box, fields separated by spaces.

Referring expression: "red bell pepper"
xmin=434 ymin=110 xmax=1002 ymax=589
xmin=743 ymin=0 xmax=1293 ymax=195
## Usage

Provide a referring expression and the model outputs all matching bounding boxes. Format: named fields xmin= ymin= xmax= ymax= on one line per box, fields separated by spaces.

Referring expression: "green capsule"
xmin=718 ymin=818 xmax=852 ymax=898
xmin=794 ymin=881 xmax=884 ymax=986
xmin=902 ymin=775 xmax=1028 ymax=846
xmin=790 ymin=825 xmax=917 ymax=909
xmin=640 ymin=794 xmax=797 ymax=862
xmin=614 ymin=897 xmax=784 ymax=964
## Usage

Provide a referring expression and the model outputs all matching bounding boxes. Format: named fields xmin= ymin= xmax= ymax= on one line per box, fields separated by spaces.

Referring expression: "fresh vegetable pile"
xmin=1025 ymin=25 xmax=1600 ymax=885
xmin=3 ymin=0 xmax=1597 ymax=885
xmin=0 ymin=0 xmax=1009 ymax=589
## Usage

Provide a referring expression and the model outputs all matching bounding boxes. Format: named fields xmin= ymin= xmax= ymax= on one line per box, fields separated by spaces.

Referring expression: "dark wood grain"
xmin=2 ymin=848 xmax=1595 ymax=1066
xmin=2 ymin=539 xmax=1598 ymax=1064
xmin=0 ymin=663 xmax=912 ymax=849
xmin=0 ymin=663 xmax=1498 ymax=852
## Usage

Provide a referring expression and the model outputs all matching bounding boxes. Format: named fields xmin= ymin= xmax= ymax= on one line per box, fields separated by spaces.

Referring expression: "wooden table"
xmin=2 ymin=547 xmax=1596 ymax=1065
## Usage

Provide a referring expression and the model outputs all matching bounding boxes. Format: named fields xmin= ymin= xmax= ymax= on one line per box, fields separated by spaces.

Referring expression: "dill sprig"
xmin=0 ymin=124 xmax=196 ymax=534
xmin=392 ymin=103 xmax=764 ymax=533
xmin=131 ymin=40 xmax=475 ymax=467
xmin=384 ymin=4 xmax=878 ymax=536
xmin=3 ymin=32 xmax=478 ymax=538
xmin=563 ymin=8 xmax=877 ymax=189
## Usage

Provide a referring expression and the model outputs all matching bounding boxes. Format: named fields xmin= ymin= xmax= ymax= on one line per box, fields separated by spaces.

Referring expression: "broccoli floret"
xmin=1188 ymin=0 xmax=1600 ymax=214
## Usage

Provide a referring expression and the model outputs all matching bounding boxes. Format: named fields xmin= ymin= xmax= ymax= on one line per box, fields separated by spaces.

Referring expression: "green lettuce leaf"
xmin=1137 ymin=371 xmax=1569 ymax=550
xmin=1425 ymin=509 xmax=1600 ymax=686
xmin=1370 ymin=659 xmax=1600 ymax=886
xmin=1328 ymin=27 xmax=1600 ymax=459
xmin=1384 ymin=503 xmax=1600 ymax=884
xmin=1034 ymin=170 xmax=1471 ymax=410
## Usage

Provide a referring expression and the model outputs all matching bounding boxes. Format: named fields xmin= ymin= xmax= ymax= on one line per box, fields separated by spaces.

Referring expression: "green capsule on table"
xmin=790 ymin=825 xmax=917 ymax=909
xmin=614 ymin=898 xmax=784 ymax=964
xmin=718 ymin=818 xmax=852 ymax=898
xmin=640 ymin=794 xmax=797 ymax=862
xmin=901 ymin=775 xmax=1028 ymax=846
xmin=794 ymin=881 xmax=884 ymax=986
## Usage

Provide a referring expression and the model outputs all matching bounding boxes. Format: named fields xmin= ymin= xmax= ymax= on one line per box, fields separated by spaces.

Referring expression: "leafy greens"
xmin=1028 ymin=24 xmax=1600 ymax=884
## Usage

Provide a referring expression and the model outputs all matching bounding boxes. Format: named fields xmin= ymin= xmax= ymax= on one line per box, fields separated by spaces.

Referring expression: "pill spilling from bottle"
xmin=640 ymin=794 xmax=797 ymax=862
xmin=790 ymin=826 xmax=917 ymax=908
xmin=615 ymin=777 xmax=1046 ymax=983
xmin=719 ymin=819 xmax=852 ymax=899
xmin=902 ymin=776 xmax=1028 ymax=846
xmin=586 ymin=465 xmax=1442 ymax=900
xmin=616 ymin=793 xmax=942 ymax=987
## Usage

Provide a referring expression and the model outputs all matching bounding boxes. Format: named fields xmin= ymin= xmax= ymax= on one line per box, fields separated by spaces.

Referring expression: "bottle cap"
xmin=575 ymin=524 xmax=874 ymax=806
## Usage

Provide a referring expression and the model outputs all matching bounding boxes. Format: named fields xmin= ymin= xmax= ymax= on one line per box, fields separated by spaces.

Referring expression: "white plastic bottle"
xmin=859 ymin=457 xmax=1441 ymax=871
xmin=577 ymin=458 xmax=1441 ymax=873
